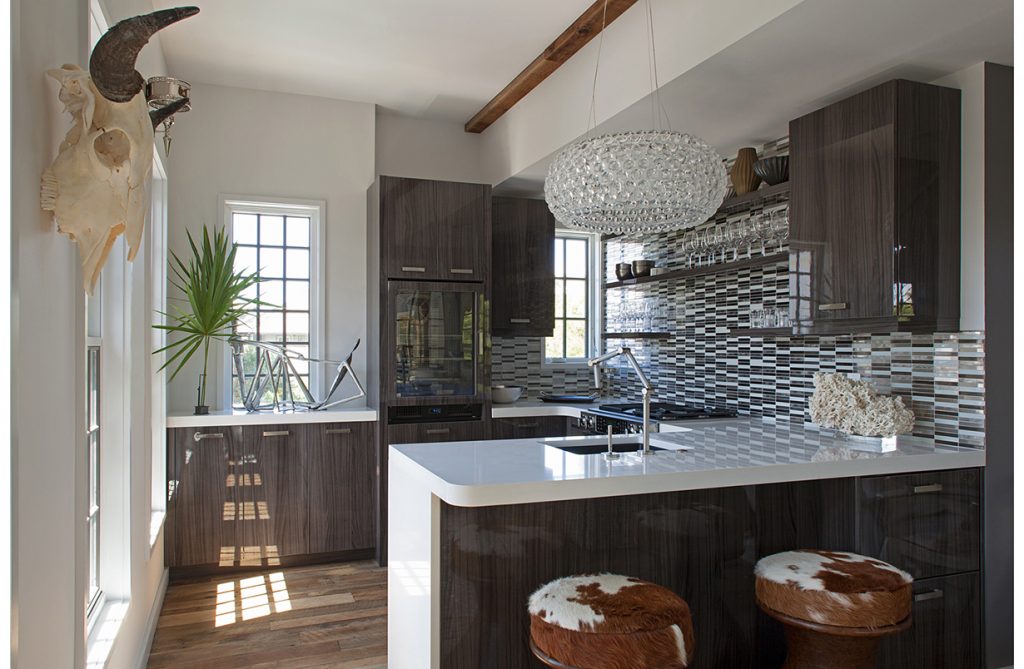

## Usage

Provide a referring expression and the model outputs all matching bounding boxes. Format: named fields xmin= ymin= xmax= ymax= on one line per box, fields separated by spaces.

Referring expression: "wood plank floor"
xmin=147 ymin=561 xmax=387 ymax=668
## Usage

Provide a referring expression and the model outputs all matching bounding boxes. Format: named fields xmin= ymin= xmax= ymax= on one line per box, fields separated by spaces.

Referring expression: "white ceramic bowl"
xmin=491 ymin=385 xmax=524 ymax=404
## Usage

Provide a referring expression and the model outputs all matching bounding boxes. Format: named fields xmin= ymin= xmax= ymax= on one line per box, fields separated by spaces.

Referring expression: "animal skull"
xmin=40 ymin=7 xmax=198 ymax=294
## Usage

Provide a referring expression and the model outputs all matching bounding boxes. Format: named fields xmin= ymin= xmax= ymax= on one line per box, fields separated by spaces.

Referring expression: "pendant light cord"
xmin=585 ymin=0 xmax=609 ymax=137
xmin=646 ymin=0 xmax=671 ymax=131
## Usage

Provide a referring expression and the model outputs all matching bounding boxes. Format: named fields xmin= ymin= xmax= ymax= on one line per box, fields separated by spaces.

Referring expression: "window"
xmin=224 ymin=197 xmax=324 ymax=408
xmin=85 ymin=343 xmax=102 ymax=617
xmin=545 ymin=232 xmax=599 ymax=362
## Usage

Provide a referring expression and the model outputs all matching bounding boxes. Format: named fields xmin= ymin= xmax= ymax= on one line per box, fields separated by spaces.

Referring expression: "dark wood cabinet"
xmin=492 ymin=415 xmax=568 ymax=439
xmin=877 ymin=572 xmax=982 ymax=669
xmin=387 ymin=419 xmax=490 ymax=445
xmin=491 ymin=197 xmax=556 ymax=337
xmin=379 ymin=175 xmax=491 ymax=282
xmin=239 ymin=425 xmax=307 ymax=560
xmin=306 ymin=422 xmax=376 ymax=554
xmin=857 ymin=468 xmax=982 ymax=580
xmin=166 ymin=426 xmax=238 ymax=568
xmin=166 ymin=421 xmax=376 ymax=572
xmin=788 ymin=79 xmax=960 ymax=334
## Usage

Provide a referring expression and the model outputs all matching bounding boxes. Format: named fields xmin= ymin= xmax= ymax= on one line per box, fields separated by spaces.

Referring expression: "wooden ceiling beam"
xmin=464 ymin=0 xmax=639 ymax=133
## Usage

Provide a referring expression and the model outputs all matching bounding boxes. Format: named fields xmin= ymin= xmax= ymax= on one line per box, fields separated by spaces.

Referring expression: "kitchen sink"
xmin=539 ymin=435 xmax=672 ymax=455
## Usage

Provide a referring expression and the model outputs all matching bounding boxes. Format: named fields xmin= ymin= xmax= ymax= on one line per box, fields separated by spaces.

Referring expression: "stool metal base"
xmin=529 ymin=638 xmax=583 ymax=669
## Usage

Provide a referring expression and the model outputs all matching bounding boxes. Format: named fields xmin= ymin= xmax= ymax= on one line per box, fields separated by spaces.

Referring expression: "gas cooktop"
xmin=597 ymin=402 xmax=736 ymax=421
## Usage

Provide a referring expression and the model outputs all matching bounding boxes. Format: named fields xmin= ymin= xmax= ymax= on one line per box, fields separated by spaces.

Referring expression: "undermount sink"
xmin=539 ymin=435 xmax=671 ymax=455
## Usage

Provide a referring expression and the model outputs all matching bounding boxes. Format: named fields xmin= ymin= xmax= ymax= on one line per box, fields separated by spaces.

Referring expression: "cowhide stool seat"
xmin=527 ymin=574 xmax=695 ymax=669
xmin=755 ymin=550 xmax=913 ymax=669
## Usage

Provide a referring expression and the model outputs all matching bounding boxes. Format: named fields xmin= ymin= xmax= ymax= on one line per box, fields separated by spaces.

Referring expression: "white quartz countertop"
xmin=389 ymin=418 xmax=985 ymax=507
xmin=490 ymin=399 xmax=598 ymax=418
xmin=167 ymin=404 xmax=377 ymax=428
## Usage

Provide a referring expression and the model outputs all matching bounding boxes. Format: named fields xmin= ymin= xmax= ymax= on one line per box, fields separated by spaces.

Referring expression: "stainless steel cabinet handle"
xmin=509 ymin=318 xmax=531 ymax=324
xmin=450 ymin=268 xmax=474 ymax=275
xmin=425 ymin=428 xmax=451 ymax=435
xmin=913 ymin=483 xmax=943 ymax=494
xmin=193 ymin=431 xmax=224 ymax=442
xmin=401 ymin=266 xmax=426 ymax=273
xmin=325 ymin=427 xmax=352 ymax=435
xmin=262 ymin=430 xmax=290 ymax=438
xmin=516 ymin=422 xmax=539 ymax=429
xmin=914 ymin=589 xmax=944 ymax=602
xmin=818 ymin=302 xmax=849 ymax=311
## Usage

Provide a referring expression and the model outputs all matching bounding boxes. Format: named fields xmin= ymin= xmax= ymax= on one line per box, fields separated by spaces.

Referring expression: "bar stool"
xmin=755 ymin=549 xmax=913 ymax=669
xmin=528 ymin=573 xmax=695 ymax=669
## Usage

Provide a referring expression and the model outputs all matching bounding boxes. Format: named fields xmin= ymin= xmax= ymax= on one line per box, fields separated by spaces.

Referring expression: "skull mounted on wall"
xmin=40 ymin=6 xmax=199 ymax=294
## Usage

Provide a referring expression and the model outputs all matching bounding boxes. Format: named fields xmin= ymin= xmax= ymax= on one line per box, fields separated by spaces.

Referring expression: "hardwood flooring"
xmin=147 ymin=561 xmax=387 ymax=668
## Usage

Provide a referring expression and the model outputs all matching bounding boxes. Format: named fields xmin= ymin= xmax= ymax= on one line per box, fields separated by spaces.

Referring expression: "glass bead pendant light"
xmin=544 ymin=1 xmax=728 ymax=235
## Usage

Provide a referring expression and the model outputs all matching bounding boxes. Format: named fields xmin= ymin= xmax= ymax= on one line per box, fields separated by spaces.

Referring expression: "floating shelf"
xmin=716 ymin=181 xmax=790 ymax=214
xmin=601 ymin=182 xmax=791 ymax=242
xmin=601 ymin=332 xmax=671 ymax=340
xmin=728 ymin=327 xmax=793 ymax=337
xmin=604 ymin=252 xmax=788 ymax=289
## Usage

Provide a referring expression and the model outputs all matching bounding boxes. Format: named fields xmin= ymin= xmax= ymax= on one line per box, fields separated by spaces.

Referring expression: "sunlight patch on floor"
xmin=214 ymin=571 xmax=292 ymax=627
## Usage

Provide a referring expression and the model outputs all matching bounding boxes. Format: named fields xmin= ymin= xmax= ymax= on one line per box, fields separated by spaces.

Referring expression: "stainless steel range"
xmin=575 ymin=402 xmax=737 ymax=435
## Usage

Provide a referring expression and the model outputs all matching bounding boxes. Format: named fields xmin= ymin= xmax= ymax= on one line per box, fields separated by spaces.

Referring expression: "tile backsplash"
xmin=493 ymin=137 xmax=985 ymax=449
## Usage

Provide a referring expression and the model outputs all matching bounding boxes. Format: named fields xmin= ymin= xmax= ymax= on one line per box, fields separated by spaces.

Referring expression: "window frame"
xmin=221 ymin=195 xmax=326 ymax=409
xmin=544 ymin=229 xmax=602 ymax=367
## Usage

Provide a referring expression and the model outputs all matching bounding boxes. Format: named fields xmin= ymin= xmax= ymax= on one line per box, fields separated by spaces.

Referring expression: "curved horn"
xmin=89 ymin=6 xmax=200 ymax=103
xmin=150 ymin=97 xmax=190 ymax=129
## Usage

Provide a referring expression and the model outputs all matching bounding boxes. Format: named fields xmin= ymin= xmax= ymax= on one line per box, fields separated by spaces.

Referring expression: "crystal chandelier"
xmin=544 ymin=2 xmax=728 ymax=235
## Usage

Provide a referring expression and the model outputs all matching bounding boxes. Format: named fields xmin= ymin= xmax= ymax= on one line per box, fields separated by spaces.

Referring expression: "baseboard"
xmin=133 ymin=568 xmax=169 ymax=669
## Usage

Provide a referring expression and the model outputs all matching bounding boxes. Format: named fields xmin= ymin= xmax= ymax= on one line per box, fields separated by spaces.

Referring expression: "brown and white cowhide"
xmin=755 ymin=550 xmax=913 ymax=628
xmin=528 ymin=573 xmax=695 ymax=669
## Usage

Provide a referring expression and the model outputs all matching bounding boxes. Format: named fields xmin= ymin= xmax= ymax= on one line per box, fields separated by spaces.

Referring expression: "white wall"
xmin=11 ymin=0 xmax=181 ymax=666
xmin=933 ymin=64 xmax=986 ymax=331
xmin=166 ymin=83 xmax=375 ymax=413
xmin=12 ymin=0 xmax=88 ymax=665
xmin=375 ymin=109 xmax=485 ymax=183
xmin=477 ymin=0 xmax=805 ymax=186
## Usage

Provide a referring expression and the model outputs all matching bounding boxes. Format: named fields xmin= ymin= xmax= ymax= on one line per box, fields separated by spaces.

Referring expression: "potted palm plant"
xmin=156 ymin=225 xmax=263 ymax=415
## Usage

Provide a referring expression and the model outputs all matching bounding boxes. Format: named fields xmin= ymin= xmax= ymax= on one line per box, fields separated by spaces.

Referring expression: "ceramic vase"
xmin=731 ymin=147 xmax=762 ymax=195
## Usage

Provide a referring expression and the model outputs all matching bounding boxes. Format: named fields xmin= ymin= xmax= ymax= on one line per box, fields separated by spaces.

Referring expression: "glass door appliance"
xmin=384 ymin=280 xmax=488 ymax=406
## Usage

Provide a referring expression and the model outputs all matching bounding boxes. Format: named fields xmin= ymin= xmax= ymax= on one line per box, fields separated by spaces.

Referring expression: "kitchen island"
xmin=388 ymin=417 xmax=984 ymax=668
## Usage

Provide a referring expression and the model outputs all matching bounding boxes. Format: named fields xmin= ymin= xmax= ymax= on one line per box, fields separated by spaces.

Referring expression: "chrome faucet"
xmin=588 ymin=346 xmax=655 ymax=457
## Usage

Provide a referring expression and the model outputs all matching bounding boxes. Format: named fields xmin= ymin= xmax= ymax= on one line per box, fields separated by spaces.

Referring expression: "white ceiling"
xmin=152 ymin=0 xmax=595 ymax=120
xmin=497 ymin=0 xmax=1014 ymax=195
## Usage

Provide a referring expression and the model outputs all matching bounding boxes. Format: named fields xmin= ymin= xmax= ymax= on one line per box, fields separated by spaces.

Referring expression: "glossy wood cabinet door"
xmin=306 ymin=422 xmax=376 ymax=554
xmin=387 ymin=418 xmax=490 ymax=445
xmin=166 ymin=426 xmax=238 ymax=568
xmin=789 ymin=79 xmax=960 ymax=334
xmin=492 ymin=415 xmax=567 ymax=439
xmin=857 ymin=468 xmax=982 ymax=580
xmin=877 ymin=572 xmax=982 ymax=669
xmin=379 ymin=175 xmax=491 ymax=281
xmin=238 ymin=424 xmax=308 ymax=561
xmin=491 ymin=197 xmax=555 ymax=337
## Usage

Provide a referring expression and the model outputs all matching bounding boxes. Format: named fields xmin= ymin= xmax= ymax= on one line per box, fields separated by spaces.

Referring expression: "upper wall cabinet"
xmin=491 ymin=197 xmax=556 ymax=337
xmin=788 ymin=79 xmax=961 ymax=334
xmin=379 ymin=175 xmax=491 ymax=282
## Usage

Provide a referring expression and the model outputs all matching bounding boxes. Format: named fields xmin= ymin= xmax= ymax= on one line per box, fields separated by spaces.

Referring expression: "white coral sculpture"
xmin=808 ymin=372 xmax=915 ymax=438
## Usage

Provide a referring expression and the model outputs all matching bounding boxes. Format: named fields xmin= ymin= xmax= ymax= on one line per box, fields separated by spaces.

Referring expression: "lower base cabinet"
xmin=877 ymin=572 xmax=983 ymax=669
xmin=492 ymin=415 xmax=568 ymax=439
xmin=166 ymin=421 xmax=376 ymax=572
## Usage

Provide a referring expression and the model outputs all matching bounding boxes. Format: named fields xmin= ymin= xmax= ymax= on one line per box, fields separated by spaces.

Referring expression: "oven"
xmin=575 ymin=403 xmax=737 ymax=435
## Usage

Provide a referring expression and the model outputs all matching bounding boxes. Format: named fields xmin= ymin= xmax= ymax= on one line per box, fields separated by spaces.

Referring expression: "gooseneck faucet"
xmin=588 ymin=346 xmax=655 ymax=456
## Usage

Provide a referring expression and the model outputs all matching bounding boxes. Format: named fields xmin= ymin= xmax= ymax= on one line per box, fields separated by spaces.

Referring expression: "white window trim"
xmin=543 ymin=229 xmax=602 ymax=368
xmin=149 ymin=148 xmax=168 ymax=550
xmin=220 ymin=194 xmax=326 ymax=409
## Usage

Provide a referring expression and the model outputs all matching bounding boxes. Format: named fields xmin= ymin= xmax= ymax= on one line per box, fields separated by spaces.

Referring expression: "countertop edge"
xmin=393 ymin=446 xmax=986 ymax=508
xmin=167 ymin=408 xmax=378 ymax=428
